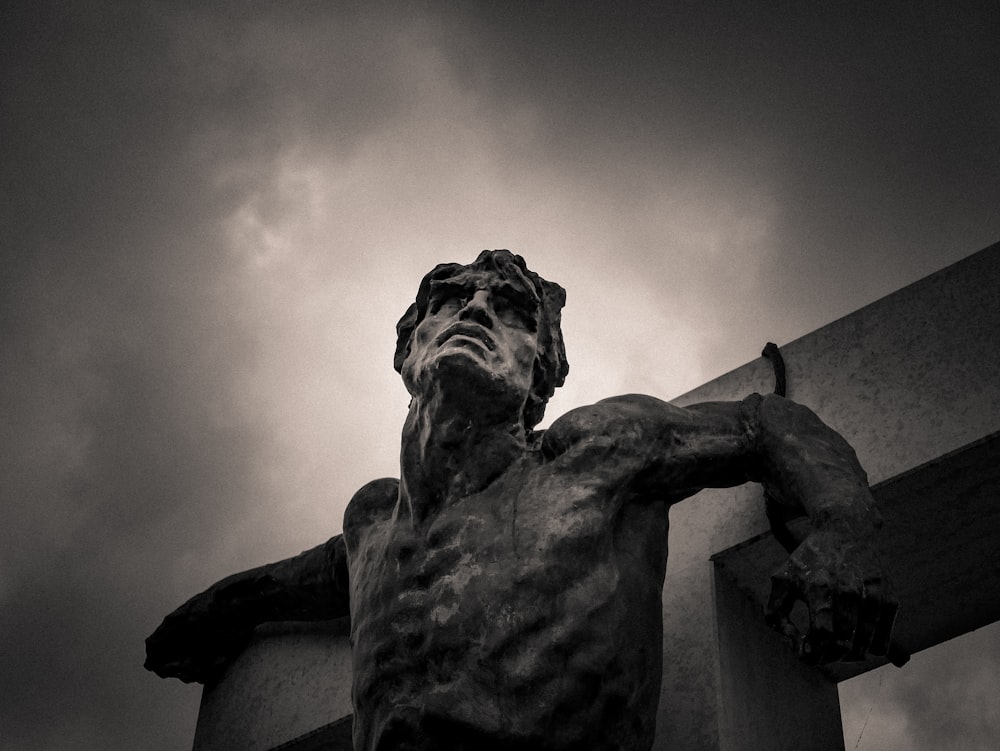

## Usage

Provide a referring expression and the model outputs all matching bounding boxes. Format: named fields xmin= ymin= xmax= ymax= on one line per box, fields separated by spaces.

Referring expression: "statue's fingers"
xmin=176 ymin=662 xmax=200 ymax=684
xmin=846 ymin=587 xmax=882 ymax=661
xmin=147 ymin=655 xmax=190 ymax=682
xmin=869 ymin=594 xmax=899 ymax=657
xmin=800 ymin=580 xmax=839 ymax=665
xmin=829 ymin=589 xmax=861 ymax=662
xmin=765 ymin=569 xmax=800 ymax=641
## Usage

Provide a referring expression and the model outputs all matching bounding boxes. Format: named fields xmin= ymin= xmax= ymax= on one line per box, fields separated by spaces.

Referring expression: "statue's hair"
xmin=394 ymin=250 xmax=569 ymax=430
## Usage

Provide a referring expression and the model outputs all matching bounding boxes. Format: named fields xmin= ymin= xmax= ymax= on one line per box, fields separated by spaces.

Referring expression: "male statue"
xmin=146 ymin=250 xmax=896 ymax=750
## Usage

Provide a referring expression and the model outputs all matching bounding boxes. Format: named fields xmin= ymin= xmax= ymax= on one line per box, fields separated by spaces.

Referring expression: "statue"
xmin=146 ymin=250 xmax=897 ymax=750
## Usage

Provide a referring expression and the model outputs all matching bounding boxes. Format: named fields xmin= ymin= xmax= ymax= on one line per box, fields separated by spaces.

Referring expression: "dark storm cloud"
xmin=842 ymin=626 xmax=1000 ymax=750
xmin=892 ymin=626 xmax=1000 ymax=749
xmin=438 ymin=1 xmax=1000 ymax=350
xmin=1 ymin=5 xmax=272 ymax=745
xmin=1 ymin=3 xmax=477 ymax=747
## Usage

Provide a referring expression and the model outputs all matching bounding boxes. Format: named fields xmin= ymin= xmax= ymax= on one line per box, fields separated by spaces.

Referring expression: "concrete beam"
xmin=655 ymin=241 xmax=1000 ymax=750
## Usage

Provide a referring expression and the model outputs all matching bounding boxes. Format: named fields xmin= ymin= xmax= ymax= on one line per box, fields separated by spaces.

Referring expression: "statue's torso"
xmin=344 ymin=406 xmax=679 ymax=751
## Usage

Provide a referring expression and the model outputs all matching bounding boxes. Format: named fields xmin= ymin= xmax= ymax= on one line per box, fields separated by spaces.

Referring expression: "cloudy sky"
xmin=3 ymin=2 xmax=998 ymax=749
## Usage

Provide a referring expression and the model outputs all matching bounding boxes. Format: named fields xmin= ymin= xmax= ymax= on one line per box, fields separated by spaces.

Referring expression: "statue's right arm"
xmin=144 ymin=534 xmax=349 ymax=684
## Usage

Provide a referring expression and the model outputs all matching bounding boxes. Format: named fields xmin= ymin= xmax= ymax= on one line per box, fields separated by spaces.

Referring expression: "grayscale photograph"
xmin=3 ymin=3 xmax=998 ymax=750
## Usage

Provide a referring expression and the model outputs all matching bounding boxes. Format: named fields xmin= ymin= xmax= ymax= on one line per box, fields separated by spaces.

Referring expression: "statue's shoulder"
xmin=343 ymin=477 xmax=398 ymax=543
xmin=543 ymin=394 xmax=683 ymax=457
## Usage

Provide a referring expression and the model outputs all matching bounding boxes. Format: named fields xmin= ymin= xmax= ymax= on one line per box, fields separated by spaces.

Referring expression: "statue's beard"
xmin=407 ymin=351 xmax=531 ymax=421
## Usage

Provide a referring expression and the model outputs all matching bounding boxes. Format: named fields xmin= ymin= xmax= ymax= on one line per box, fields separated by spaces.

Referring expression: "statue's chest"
xmin=349 ymin=461 xmax=626 ymax=640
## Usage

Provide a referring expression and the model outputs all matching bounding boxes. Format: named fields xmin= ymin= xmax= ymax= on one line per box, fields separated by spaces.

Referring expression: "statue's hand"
xmin=144 ymin=584 xmax=256 ymax=684
xmin=765 ymin=526 xmax=897 ymax=665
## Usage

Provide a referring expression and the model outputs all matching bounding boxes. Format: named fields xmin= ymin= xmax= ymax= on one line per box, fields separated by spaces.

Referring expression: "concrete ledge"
xmin=193 ymin=618 xmax=352 ymax=751
xmin=271 ymin=715 xmax=352 ymax=751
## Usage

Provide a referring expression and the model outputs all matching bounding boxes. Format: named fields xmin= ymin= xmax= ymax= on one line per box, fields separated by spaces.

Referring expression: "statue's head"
xmin=395 ymin=250 xmax=569 ymax=431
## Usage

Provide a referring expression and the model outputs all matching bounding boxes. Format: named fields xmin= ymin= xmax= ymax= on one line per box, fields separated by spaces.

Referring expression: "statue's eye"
xmin=493 ymin=290 xmax=537 ymax=331
xmin=429 ymin=284 xmax=468 ymax=314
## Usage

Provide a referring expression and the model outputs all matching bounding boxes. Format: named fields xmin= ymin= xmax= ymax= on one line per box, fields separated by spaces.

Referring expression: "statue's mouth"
xmin=437 ymin=324 xmax=496 ymax=352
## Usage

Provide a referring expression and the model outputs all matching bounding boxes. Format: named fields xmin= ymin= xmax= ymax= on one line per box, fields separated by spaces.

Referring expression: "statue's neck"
xmin=398 ymin=390 xmax=527 ymax=527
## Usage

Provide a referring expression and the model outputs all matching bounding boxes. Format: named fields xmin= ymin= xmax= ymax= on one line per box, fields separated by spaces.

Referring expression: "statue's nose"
xmin=459 ymin=290 xmax=493 ymax=327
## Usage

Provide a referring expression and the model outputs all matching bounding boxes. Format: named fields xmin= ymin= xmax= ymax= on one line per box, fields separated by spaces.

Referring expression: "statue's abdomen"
xmin=350 ymin=464 xmax=668 ymax=750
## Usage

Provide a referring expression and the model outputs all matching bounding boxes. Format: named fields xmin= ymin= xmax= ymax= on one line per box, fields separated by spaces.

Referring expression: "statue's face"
xmin=401 ymin=268 xmax=541 ymax=413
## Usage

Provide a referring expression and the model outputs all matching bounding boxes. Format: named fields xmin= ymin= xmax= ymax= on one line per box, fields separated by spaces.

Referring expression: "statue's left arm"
xmin=599 ymin=392 xmax=897 ymax=665
xmin=144 ymin=535 xmax=350 ymax=683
